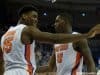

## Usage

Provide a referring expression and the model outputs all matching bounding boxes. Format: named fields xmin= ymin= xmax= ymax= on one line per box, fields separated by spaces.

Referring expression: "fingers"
xmin=89 ymin=24 xmax=100 ymax=36
xmin=88 ymin=31 xmax=96 ymax=38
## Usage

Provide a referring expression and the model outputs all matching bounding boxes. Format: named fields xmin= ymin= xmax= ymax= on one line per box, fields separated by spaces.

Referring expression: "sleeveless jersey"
xmin=55 ymin=32 xmax=83 ymax=75
xmin=1 ymin=24 xmax=36 ymax=75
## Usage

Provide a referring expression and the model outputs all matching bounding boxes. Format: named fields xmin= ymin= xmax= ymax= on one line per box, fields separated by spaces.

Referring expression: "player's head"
xmin=54 ymin=12 xmax=73 ymax=33
xmin=18 ymin=5 xmax=38 ymax=26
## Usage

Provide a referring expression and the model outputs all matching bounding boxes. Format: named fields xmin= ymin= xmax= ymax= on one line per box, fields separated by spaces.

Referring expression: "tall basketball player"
xmin=36 ymin=13 xmax=98 ymax=75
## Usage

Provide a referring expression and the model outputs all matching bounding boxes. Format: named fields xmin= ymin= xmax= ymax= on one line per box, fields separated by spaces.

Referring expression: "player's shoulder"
xmin=15 ymin=24 xmax=26 ymax=29
xmin=72 ymin=32 xmax=81 ymax=34
xmin=21 ymin=25 xmax=40 ymax=39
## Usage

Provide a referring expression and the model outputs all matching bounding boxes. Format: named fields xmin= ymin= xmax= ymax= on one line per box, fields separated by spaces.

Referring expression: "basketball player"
xmin=36 ymin=13 xmax=97 ymax=75
xmin=1 ymin=5 xmax=100 ymax=75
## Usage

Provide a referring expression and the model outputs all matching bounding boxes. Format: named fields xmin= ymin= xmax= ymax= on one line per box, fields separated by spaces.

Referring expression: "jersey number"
xmin=55 ymin=44 xmax=68 ymax=63
xmin=57 ymin=52 xmax=63 ymax=63
xmin=3 ymin=31 xmax=15 ymax=53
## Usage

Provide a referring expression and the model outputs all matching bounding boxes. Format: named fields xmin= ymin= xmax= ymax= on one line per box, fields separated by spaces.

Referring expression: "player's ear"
xmin=22 ymin=14 xmax=28 ymax=20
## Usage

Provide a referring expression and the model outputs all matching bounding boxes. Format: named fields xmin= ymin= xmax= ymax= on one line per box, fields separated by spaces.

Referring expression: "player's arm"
xmin=0 ymin=46 xmax=4 ymax=75
xmin=48 ymin=50 xmax=56 ymax=71
xmin=73 ymin=39 xmax=97 ymax=73
xmin=90 ymin=24 xmax=100 ymax=35
xmin=24 ymin=26 xmax=98 ymax=44
xmin=36 ymin=51 xmax=56 ymax=73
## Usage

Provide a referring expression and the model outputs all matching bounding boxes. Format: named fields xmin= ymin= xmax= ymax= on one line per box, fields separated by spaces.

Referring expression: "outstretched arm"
xmin=23 ymin=25 xmax=100 ymax=44
xmin=36 ymin=50 xmax=56 ymax=73
xmin=73 ymin=39 xmax=96 ymax=73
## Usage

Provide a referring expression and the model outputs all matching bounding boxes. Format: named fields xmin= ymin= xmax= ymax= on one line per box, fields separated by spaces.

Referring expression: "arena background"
xmin=0 ymin=0 xmax=100 ymax=75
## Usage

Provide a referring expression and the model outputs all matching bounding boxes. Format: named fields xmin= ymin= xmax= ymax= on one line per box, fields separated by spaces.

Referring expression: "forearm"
xmin=0 ymin=48 xmax=4 ymax=75
xmin=36 ymin=65 xmax=49 ymax=73
xmin=81 ymin=49 xmax=96 ymax=72
xmin=54 ymin=33 xmax=89 ymax=43
xmin=75 ymin=39 xmax=97 ymax=73
xmin=47 ymin=51 xmax=56 ymax=71
xmin=84 ymin=55 xmax=96 ymax=72
xmin=32 ymin=28 xmax=90 ymax=44
xmin=0 ymin=58 xmax=4 ymax=75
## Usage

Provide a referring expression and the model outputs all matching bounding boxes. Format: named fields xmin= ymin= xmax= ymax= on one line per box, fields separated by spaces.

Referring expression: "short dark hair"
xmin=18 ymin=5 xmax=38 ymax=17
xmin=59 ymin=12 xmax=73 ymax=24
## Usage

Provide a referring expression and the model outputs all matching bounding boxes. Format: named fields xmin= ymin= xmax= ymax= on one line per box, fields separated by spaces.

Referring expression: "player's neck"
xmin=17 ymin=20 xmax=37 ymax=28
xmin=64 ymin=28 xmax=72 ymax=34
xmin=65 ymin=30 xmax=72 ymax=34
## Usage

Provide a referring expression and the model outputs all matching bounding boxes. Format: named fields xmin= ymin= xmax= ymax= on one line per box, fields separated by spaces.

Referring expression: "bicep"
xmin=73 ymin=39 xmax=89 ymax=53
xmin=80 ymin=39 xmax=89 ymax=48
xmin=74 ymin=39 xmax=94 ymax=61
xmin=28 ymin=27 xmax=55 ymax=43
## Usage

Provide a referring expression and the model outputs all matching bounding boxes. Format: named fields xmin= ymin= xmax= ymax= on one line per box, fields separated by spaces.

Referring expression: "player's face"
xmin=23 ymin=11 xmax=38 ymax=26
xmin=54 ymin=15 xmax=65 ymax=33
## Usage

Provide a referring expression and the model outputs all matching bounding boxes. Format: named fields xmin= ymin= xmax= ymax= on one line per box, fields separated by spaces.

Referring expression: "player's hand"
xmin=90 ymin=24 xmax=100 ymax=34
xmin=87 ymin=30 xmax=96 ymax=38
xmin=87 ymin=24 xmax=100 ymax=38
